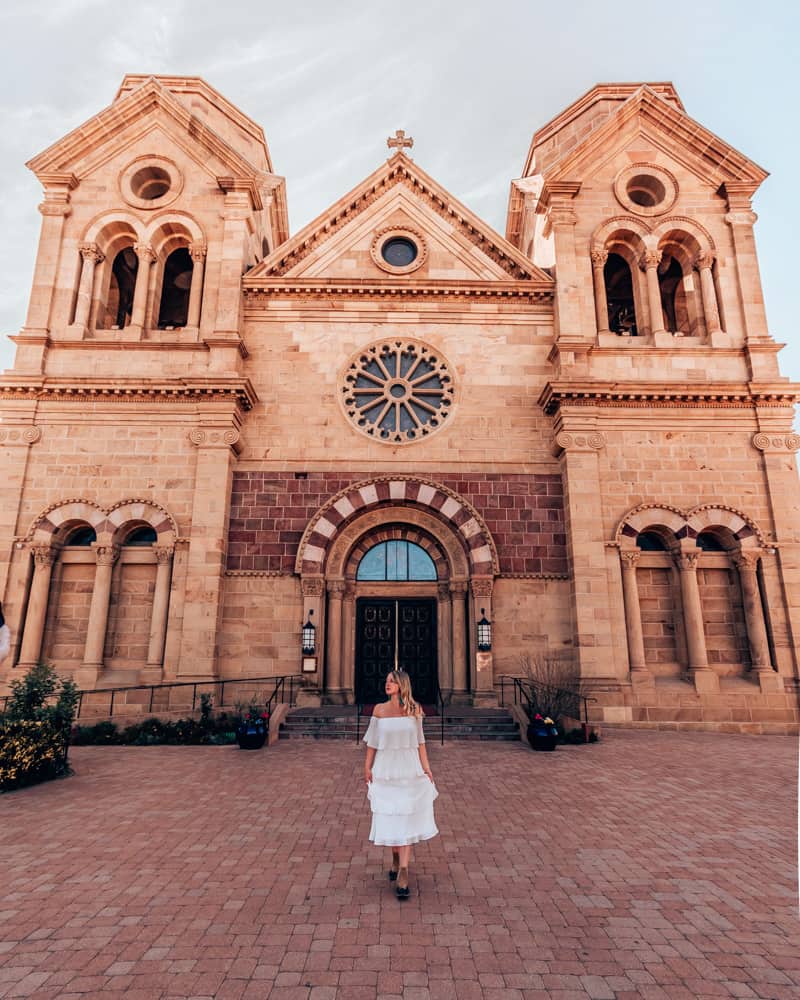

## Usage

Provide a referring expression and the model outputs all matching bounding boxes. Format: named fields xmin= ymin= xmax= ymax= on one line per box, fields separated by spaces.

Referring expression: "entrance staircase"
xmin=278 ymin=705 xmax=520 ymax=742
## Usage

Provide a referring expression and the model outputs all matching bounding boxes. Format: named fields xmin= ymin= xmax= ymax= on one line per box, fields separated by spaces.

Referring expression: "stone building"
xmin=1 ymin=75 xmax=798 ymax=729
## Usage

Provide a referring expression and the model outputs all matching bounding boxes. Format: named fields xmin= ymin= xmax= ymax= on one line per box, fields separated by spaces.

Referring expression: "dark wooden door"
xmin=355 ymin=598 xmax=437 ymax=705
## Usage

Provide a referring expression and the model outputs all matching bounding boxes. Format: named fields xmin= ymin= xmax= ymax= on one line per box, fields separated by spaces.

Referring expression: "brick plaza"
xmin=0 ymin=731 xmax=797 ymax=999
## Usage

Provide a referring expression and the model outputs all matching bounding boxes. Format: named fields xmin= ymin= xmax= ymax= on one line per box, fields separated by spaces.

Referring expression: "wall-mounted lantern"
xmin=477 ymin=608 xmax=492 ymax=652
xmin=302 ymin=610 xmax=316 ymax=655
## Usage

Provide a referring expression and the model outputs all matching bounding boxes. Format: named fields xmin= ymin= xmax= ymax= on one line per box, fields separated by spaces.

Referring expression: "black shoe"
xmin=396 ymin=868 xmax=410 ymax=899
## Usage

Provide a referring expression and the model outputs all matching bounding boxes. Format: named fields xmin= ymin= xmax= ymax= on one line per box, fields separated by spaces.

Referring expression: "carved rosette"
xmin=188 ymin=428 xmax=241 ymax=449
xmin=553 ymin=431 xmax=606 ymax=456
xmin=752 ymin=432 xmax=800 ymax=453
xmin=0 ymin=426 xmax=41 ymax=447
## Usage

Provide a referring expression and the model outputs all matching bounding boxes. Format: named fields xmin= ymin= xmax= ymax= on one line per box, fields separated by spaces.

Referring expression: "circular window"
xmin=340 ymin=339 xmax=455 ymax=444
xmin=120 ymin=157 xmax=182 ymax=210
xmin=130 ymin=165 xmax=171 ymax=200
xmin=613 ymin=163 xmax=678 ymax=217
xmin=371 ymin=227 xmax=427 ymax=274
xmin=382 ymin=237 xmax=418 ymax=268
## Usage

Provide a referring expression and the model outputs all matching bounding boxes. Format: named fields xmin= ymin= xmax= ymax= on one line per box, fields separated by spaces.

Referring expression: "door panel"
xmin=355 ymin=598 xmax=437 ymax=705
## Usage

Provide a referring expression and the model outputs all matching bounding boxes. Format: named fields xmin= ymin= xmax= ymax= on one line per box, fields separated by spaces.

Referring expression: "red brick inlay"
xmin=227 ymin=472 xmax=567 ymax=575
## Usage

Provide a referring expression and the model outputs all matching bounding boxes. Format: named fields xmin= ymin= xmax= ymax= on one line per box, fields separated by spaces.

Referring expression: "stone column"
xmin=178 ymin=427 xmax=240 ymax=679
xmin=673 ymin=545 xmax=717 ymax=693
xmin=342 ymin=583 xmax=356 ymax=703
xmin=130 ymin=243 xmax=156 ymax=333
xmin=186 ymin=243 xmax=207 ymax=329
xmin=210 ymin=180 xmax=253 ymax=370
xmin=471 ymin=578 xmax=497 ymax=706
xmin=450 ymin=581 xmax=468 ymax=697
xmin=437 ymin=582 xmax=453 ymax=697
xmin=641 ymin=250 xmax=667 ymax=339
xmin=543 ymin=182 xmax=590 ymax=359
xmin=732 ymin=549 xmax=779 ymax=692
xmin=619 ymin=549 xmax=648 ymax=676
xmin=590 ymin=249 xmax=610 ymax=337
xmin=722 ymin=183 xmax=769 ymax=345
xmin=78 ymin=544 xmax=119 ymax=685
xmin=72 ymin=243 xmax=104 ymax=331
xmin=18 ymin=545 xmax=57 ymax=667
xmin=325 ymin=580 xmax=346 ymax=703
xmin=695 ymin=254 xmax=722 ymax=337
xmin=146 ymin=546 xmax=174 ymax=667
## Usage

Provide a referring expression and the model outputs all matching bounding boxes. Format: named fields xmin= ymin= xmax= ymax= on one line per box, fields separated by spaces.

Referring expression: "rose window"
xmin=341 ymin=340 xmax=455 ymax=443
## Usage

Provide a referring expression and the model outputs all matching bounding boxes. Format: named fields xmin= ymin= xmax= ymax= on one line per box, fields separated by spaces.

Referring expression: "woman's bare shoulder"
xmin=372 ymin=702 xmax=388 ymax=718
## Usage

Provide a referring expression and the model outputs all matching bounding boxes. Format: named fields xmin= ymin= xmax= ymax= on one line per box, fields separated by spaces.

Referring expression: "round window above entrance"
xmin=357 ymin=540 xmax=437 ymax=581
xmin=340 ymin=338 xmax=456 ymax=445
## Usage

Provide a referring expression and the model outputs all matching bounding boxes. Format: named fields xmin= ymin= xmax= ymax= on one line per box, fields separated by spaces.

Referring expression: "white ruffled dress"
xmin=363 ymin=714 xmax=439 ymax=847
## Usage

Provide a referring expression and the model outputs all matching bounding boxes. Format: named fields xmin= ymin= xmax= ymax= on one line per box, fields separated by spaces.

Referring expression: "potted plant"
xmin=527 ymin=712 xmax=559 ymax=751
xmin=234 ymin=695 xmax=269 ymax=750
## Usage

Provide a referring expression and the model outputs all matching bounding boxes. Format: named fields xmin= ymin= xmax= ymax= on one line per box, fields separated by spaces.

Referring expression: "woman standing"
xmin=363 ymin=669 xmax=438 ymax=899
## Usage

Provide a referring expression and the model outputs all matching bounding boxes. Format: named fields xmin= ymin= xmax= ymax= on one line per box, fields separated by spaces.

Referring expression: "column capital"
xmin=133 ymin=243 xmax=156 ymax=264
xmin=326 ymin=580 xmax=346 ymax=596
xmin=189 ymin=243 xmax=207 ymax=263
xmin=153 ymin=545 xmax=175 ymax=564
xmin=470 ymin=578 xmax=494 ymax=599
xmin=673 ymin=549 xmax=701 ymax=572
xmin=694 ymin=253 xmax=715 ymax=271
xmin=301 ymin=576 xmax=325 ymax=597
xmin=31 ymin=544 xmax=57 ymax=568
xmin=437 ymin=582 xmax=451 ymax=601
xmin=641 ymin=250 xmax=662 ymax=270
xmin=92 ymin=544 xmax=120 ymax=566
xmin=732 ymin=549 xmax=762 ymax=572
xmin=724 ymin=210 xmax=758 ymax=228
xmin=449 ymin=581 xmax=469 ymax=595
xmin=78 ymin=242 xmax=105 ymax=264
xmin=590 ymin=249 xmax=608 ymax=267
xmin=619 ymin=548 xmax=642 ymax=569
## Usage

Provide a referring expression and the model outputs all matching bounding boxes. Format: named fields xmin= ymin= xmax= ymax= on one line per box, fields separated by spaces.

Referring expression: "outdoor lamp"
xmin=477 ymin=608 xmax=492 ymax=651
xmin=301 ymin=610 xmax=316 ymax=655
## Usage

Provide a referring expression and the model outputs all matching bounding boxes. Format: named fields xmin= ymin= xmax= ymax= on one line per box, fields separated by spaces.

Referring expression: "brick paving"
xmin=0 ymin=730 xmax=797 ymax=999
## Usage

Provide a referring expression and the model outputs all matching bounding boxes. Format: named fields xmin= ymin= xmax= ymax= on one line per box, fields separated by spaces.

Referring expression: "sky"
xmin=0 ymin=0 xmax=798 ymax=394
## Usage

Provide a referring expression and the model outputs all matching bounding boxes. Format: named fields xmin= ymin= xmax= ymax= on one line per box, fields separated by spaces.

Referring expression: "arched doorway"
xmin=354 ymin=539 xmax=439 ymax=704
xmin=295 ymin=478 xmax=499 ymax=706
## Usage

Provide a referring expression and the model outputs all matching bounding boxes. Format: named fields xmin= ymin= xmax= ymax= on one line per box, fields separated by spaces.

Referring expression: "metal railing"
xmin=46 ymin=674 xmax=302 ymax=722
xmin=434 ymin=688 xmax=445 ymax=745
xmin=355 ymin=702 xmax=364 ymax=743
xmin=499 ymin=674 xmax=596 ymax=727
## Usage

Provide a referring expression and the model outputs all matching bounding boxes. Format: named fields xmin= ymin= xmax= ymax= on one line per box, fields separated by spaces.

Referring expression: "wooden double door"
xmin=355 ymin=598 xmax=438 ymax=705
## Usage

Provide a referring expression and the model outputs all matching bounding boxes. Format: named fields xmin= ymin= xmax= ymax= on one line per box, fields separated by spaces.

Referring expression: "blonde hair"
xmin=387 ymin=669 xmax=423 ymax=717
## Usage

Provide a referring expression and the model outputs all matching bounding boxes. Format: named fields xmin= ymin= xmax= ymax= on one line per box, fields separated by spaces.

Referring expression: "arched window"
xmin=108 ymin=247 xmax=138 ymax=328
xmin=636 ymin=531 xmax=668 ymax=552
xmin=157 ymin=247 xmax=193 ymax=328
xmin=658 ymin=255 xmax=689 ymax=334
xmin=604 ymin=253 xmax=638 ymax=336
xmin=64 ymin=526 xmax=97 ymax=546
xmin=124 ymin=526 xmax=158 ymax=546
xmin=356 ymin=540 xmax=437 ymax=581
xmin=696 ymin=531 xmax=727 ymax=552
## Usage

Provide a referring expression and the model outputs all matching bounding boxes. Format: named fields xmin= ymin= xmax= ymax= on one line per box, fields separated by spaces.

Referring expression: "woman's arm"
xmin=364 ymin=744 xmax=376 ymax=784
xmin=417 ymin=716 xmax=433 ymax=781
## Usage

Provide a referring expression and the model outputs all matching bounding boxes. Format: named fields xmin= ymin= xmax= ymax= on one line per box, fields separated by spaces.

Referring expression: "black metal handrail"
xmin=5 ymin=674 xmax=303 ymax=721
xmin=435 ymin=688 xmax=445 ymax=745
xmin=355 ymin=702 xmax=364 ymax=743
xmin=499 ymin=674 xmax=597 ymax=726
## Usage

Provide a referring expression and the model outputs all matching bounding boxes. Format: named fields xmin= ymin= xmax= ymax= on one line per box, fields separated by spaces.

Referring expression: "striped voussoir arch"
xmin=616 ymin=502 xmax=768 ymax=547
xmin=28 ymin=498 xmax=178 ymax=545
xmin=295 ymin=477 xmax=499 ymax=576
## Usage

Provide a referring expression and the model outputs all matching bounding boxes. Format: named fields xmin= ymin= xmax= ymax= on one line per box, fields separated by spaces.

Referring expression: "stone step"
xmin=278 ymin=706 xmax=520 ymax=741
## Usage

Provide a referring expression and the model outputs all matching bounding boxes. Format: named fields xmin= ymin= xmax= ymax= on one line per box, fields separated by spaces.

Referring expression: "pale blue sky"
xmin=0 ymin=0 xmax=797 ymax=397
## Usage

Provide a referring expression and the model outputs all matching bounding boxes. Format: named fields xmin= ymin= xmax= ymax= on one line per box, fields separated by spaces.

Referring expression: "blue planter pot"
xmin=236 ymin=721 xmax=268 ymax=750
xmin=527 ymin=723 xmax=558 ymax=751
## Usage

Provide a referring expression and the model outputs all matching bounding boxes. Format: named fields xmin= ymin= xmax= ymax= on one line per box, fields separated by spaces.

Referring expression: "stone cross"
xmin=387 ymin=129 xmax=414 ymax=152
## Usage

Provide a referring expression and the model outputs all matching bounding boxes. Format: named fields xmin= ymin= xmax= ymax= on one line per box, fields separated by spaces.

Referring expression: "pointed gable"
xmin=246 ymin=151 xmax=552 ymax=289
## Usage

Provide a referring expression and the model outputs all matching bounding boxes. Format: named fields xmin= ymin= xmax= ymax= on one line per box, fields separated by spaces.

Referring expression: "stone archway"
xmin=296 ymin=477 xmax=498 ymax=706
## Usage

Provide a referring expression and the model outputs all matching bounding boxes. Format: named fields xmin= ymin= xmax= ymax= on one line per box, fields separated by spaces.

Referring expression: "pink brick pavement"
xmin=0 ymin=731 xmax=797 ymax=999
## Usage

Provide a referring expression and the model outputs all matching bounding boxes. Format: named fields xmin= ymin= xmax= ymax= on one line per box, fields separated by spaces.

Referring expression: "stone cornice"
xmin=0 ymin=377 xmax=258 ymax=411
xmin=243 ymin=278 xmax=552 ymax=304
xmin=539 ymin=380 xmax=800 ymax=415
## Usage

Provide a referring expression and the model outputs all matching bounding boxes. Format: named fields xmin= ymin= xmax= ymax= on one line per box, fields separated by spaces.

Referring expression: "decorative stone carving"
xmin=153 ymin=545 xmax=175 ymax=564
xmin=674 ymin=550 xmax=700 ymax=572
xmin=0 ymin=426 xmax=41 ymax=446
xmin=752 ymin=432 xmax=800 ymax=453
xmin=340 ymin=338 xmax=455 ymax=445
xmin=554 ymin=431 xmax=606 ymax=454
xmin=189 ymin=243 xmax=208 ymax=262
xmin=470 ymin=578 xmax=494 ymax=598
xmin=619 ymin=549 xmax=641 ymax=569
xmin=725 ymin=211 xmax=758 ymax=227
xmin=188 ymin=428 xmax=240 ymax=448
xmin=732 ymin=550 xmax=761 ymax=572
xmin=370 ymin=225 xmax=428 ymax=275
xmin=449 ymin=581 xmax=469 ymax=595
xmin=301 ymin=577 xmax=325 ymax=597
xmin=133 ymin=242 xmax=156 ymax=264
xmin=590 ymin=249 xmax=608 ymax=267
xmin=694 ymin=253 xmax=715 ymax=271
xmin=437 ymin=583 xmax=451 ymax=601
xmin=327 ymin=580 xmax=346 ymax=596
xmin=93 ymin=545 xmax=120 ymax=566
xmin=31 ymin=545 xmax=57 ymax=567
xmin=641 ymin=250 xmax=662 ymax=270
xmin=78 ymin=242 xmax=105 ymax=264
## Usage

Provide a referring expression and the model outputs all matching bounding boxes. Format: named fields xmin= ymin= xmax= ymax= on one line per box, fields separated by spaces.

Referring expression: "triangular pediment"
xmin=27 ymin=76 xmax=278 ymax=192
xmin=544 ymin=86 xmax=768 ymax=191
xmin=246 ymin=153 xmax=552 ymax=286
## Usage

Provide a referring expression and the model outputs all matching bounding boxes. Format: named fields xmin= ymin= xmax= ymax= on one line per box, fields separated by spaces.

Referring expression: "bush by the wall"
xmin=0 ymin=663 xmax=78 ymax=792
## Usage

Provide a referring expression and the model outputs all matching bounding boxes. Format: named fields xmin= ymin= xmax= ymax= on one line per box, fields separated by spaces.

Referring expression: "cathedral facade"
xmin=1 ymin=76 xmax=798 ymax=730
